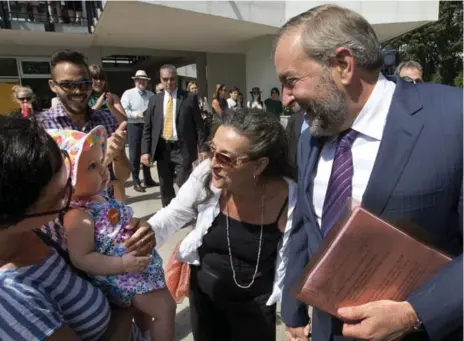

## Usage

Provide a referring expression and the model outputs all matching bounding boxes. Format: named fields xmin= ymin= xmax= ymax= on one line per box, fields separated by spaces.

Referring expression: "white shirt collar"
xmin=351 ymin=73 xmax=396 ymax=141
xmin=165 ymin=88 xmax=178 ymax=97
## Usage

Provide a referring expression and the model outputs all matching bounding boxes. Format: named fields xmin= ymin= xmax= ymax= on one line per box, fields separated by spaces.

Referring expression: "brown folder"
xmin=292 ymin=200 xmax=452 ymax=318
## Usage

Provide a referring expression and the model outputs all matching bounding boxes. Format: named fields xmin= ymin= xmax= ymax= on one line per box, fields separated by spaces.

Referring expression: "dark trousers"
xmin=189 ymin=266 xmax=277 ymax=341
xmin=128 ymin=123 xmax=153 ymax=185
xmin=156 ymin=140 xmax=192 ymax=207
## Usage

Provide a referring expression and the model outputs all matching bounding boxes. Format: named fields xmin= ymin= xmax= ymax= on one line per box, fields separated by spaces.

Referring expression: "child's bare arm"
xmin=63 ymin=208 xmax=146 ymax=276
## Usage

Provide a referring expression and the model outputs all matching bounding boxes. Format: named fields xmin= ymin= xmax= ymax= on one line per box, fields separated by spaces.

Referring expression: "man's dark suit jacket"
xmin=285 ymin=111 xmax=305 ymax=178
xmin=141 ymin=89 xmax=208 ymax=165
xmin=281 ymin=79 xmax=463 ymax=341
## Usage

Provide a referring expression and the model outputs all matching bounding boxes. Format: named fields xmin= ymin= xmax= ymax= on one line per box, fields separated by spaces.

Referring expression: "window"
xmin=21 ymin=61 xmax=51 ymax=75
xmin=0 ymin=58 xmax=19 ymax=77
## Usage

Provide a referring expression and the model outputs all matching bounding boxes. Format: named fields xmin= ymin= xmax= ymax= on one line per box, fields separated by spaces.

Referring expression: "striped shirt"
xmin=36 ymin=102 xmax=118 ymax=135
xmin=0 ymin=248 xmax=111 ymax=341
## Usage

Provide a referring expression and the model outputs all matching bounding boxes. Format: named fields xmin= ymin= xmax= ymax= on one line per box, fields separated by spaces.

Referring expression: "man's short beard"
xmin=57 ymin=93 xmax=89 ymax=116
xmin=304 ymin=73 xmax=347 ymax=137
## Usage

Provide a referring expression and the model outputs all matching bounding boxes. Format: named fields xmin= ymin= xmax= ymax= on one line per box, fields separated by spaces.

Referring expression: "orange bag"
xmin=165 ymin=241 xmax=190 ymax=304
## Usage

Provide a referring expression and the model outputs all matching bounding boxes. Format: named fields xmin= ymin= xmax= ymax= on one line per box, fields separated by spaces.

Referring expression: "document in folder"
xmin=292 ymin=200 xmax=452 ymax=318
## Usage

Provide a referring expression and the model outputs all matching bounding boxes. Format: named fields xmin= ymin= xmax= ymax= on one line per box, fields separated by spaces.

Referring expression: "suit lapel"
xmin=155 ymin=92 xmax=164 ymax=131
xmin=362 ymin=80 xmax=424 ymax=215
xmin=302 ymin=133 xmax=325 ymax=241
xmin=295 ymin=112 xmax=304 ymax=141
xmin=175 ymin=90 xmax=185 ymax=125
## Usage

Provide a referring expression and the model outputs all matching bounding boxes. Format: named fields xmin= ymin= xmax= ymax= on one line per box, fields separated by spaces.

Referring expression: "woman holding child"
xmin=0 ymin=116 xmax=155 ymax=341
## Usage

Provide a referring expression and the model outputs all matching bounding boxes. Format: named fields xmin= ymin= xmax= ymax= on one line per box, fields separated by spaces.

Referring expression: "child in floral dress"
xmin=47 ymin=126 xmax=175 ymax=341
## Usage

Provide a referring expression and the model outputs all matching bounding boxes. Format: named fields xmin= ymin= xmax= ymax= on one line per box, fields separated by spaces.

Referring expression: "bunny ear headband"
xmin=46 ymin=125 xmax=107 ymax=186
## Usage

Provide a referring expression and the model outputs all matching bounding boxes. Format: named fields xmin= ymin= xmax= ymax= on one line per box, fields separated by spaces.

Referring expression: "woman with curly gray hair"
xmin=149 ymin=108 xmax=297 ymax=341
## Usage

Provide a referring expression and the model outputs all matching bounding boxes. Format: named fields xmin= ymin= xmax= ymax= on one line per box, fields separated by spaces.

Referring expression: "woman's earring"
xmin=253 ymin=174 xmax=258 ymax=186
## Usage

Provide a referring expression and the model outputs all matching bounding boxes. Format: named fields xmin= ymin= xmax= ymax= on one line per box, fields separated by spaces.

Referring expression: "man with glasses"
xmin=36 ymin=50 xmax=154 ymax=246
xmin=38 ymin=49 xmax=131 ymax=192
xmin=395 ymin=60 xmax=424 ymax=84
xmin=141 ymin=64 xmax=209 ymax=207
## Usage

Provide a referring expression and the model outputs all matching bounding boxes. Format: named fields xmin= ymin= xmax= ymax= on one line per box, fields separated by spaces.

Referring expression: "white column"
xmin=245 ymin=35 xmax=279 ymax=104
xmin=205 ymin=53 xmax=246 ymax=102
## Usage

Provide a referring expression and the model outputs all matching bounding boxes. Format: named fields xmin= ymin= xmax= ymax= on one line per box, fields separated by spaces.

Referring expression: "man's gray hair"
xmin=394 ymin=60 xmax=423 ymax=76
xmin=277 ymin=4 xmax=383 ymax=71
xmin=160 ymin=64 xmax=177 ymax=76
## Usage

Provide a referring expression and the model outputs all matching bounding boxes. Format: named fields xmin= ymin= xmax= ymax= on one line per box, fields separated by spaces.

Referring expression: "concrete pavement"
xmin=126 ymin=166 xmax=290 ymax=341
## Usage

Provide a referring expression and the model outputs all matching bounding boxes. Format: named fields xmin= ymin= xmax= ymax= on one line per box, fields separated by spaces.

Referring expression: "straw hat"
xmin=131 ymin=70 xmax=151 ymax=80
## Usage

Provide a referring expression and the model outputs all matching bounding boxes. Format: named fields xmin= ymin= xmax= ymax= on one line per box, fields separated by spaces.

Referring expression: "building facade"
xmin=0 ymin=0 xmax=439 ymax=114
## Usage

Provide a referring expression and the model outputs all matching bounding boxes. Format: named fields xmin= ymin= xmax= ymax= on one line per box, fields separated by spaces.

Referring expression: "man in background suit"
xmin=275 ymin=5 xmax=462 ymax=341
xmin=141 ymin=64 xmax=208 ymax=207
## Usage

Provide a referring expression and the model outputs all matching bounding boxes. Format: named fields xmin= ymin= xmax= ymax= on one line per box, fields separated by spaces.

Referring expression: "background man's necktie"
xmin=163 ymin=94 xmax=174 ymax=140
xmin=321 ymin=129 xmax=358 ymax=237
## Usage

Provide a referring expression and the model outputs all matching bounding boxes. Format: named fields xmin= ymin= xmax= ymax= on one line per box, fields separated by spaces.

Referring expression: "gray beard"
xmin=305 ymin=78 xmax=347 ymax=137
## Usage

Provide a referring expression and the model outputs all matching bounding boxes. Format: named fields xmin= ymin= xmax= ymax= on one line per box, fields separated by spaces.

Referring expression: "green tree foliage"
xmin=386 ymin=1 xmax=463 ymax=86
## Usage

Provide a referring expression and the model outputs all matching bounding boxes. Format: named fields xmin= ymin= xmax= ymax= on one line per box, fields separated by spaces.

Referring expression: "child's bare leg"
xmin=133 ymin=309 xmax=151 ymax=334
xmin=132 ymin=288 xmax=176 ymax=341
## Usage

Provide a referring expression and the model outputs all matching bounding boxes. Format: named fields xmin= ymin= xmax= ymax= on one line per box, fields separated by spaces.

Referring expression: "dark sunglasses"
xmin=22 ymin=150 xmax=73 ymax=220
xmin=54 ymin=79 xmax=92 ymax=92
xmin=208 ymin=142 xmax=249 ymax=168
xmin=17 ymin=96 xmax=32 ymax=102
xmin=402 ymin=76 xmax=423 ymax=84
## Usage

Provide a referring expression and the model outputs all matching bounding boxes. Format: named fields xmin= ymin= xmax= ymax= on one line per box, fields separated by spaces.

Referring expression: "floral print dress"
xmin=71 ymin=198 xmax=166 ymax=307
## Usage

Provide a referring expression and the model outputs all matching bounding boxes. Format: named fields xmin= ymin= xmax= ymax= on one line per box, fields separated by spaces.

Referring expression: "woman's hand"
xmin=123 ymin=218 xmax=156 ymax=255
xmin=106 ymin=92 xmax=115 ymax=108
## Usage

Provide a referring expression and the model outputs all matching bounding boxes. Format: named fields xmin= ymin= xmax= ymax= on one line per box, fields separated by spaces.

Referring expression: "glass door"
xmin=18 ymin=58 xmax=54 ymax=110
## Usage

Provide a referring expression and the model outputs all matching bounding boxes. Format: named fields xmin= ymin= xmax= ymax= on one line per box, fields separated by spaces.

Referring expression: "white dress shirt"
xmin=120 ymin=87 xmax=154 ymax=124
xmin=313 ymin=73 xmax=396 ymax=227
xmin=148 ymin=159 xmax=298 ymax=306
xmin=163 ymin=88 xmax=178 ymax=141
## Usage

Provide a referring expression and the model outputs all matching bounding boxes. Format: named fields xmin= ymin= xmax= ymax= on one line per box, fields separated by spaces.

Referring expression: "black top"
xmin=198 ymin=198 xmax=288 ymax=284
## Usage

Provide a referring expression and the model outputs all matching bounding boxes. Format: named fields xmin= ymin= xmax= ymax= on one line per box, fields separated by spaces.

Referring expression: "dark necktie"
xmin=321 ymin=129 xmax=358 ymax=237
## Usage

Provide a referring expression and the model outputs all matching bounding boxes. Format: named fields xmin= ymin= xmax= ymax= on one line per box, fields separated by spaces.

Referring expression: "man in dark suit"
xmin=141 ymin=64 xmax=208 ymax=207
xmin=285 ymin=109 xmax=307 ymax=178
xmin=275 ymin=5 xmax=462 ymax=341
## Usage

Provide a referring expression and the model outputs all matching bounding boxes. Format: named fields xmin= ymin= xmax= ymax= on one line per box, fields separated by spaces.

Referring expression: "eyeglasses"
xmin=17 ymin=96 xmax=32 ymax=102
xmin=54 ymin=79 xmax=93 ymax=92
xmin=22 ymin=150 xmax=73 ymax=220
xmin=208 ymin=142 xmax=249 ymax=168
xmin=402 ymin=76 xmax=423 ymax=84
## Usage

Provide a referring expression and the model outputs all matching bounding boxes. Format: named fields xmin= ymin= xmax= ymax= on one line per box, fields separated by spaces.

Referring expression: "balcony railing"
xmin=0 ymin=1 xmax=103 ymax=33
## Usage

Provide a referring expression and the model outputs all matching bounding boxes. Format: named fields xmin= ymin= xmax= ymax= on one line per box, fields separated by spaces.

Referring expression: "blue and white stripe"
xmin=0 ymin=249 xmax=111 ymax=341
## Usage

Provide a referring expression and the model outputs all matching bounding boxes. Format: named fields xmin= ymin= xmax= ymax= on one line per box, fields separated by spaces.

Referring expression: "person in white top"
xmin=121 ymin=70 xmax=158 ymax=192
xmin=226 ymin=86 xmax=241 ymax=110
xmin=148 ymin=108 xmax=298 ymax=341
